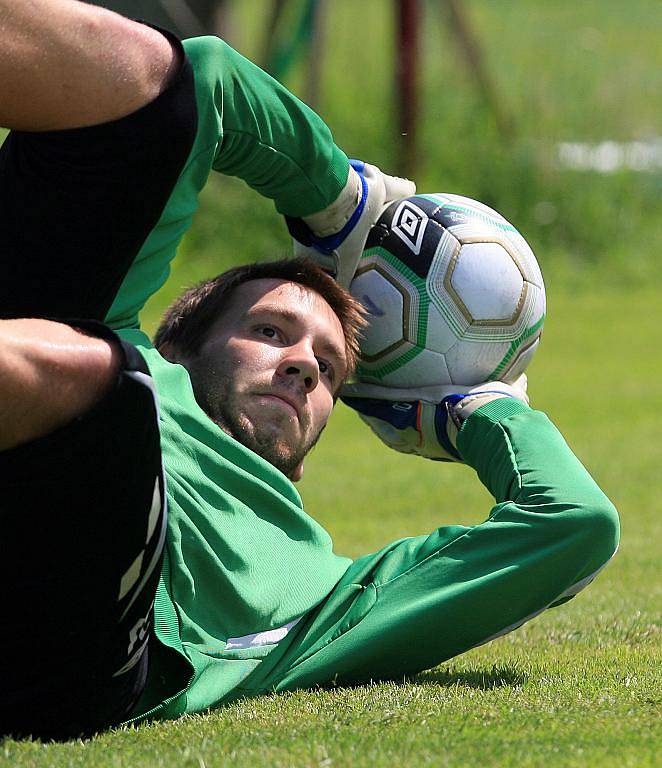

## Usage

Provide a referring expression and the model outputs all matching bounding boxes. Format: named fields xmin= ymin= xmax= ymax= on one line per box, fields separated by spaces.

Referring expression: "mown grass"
xmin=4 ymin=287 xmax=659 ymax=767
xmin=2 ymin=0 xmax=660 ymax=765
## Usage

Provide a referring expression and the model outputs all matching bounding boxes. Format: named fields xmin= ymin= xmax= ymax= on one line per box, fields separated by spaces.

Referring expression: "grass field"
xmin=3 ymin=286 xmax=660 ymax=766
xmin=2 ymin=0 xmax=661 ymax=765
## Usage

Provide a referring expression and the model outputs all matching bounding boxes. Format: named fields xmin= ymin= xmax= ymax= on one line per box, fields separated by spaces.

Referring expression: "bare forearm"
xmin=0 ymin=319 xmax=122 ymax=451
xmin=0 ymin=0 xmax=179 ymax=130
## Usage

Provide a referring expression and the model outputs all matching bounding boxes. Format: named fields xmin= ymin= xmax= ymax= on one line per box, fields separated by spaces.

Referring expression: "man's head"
xmin=155 ymin=258 xmax=365 ymax=481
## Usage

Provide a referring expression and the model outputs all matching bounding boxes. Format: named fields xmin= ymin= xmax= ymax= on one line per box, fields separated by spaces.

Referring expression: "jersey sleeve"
xmin=457 ymin=398 xmax=620 ymax=600
xmin=105 ymin=35 xmax=350 ymax=331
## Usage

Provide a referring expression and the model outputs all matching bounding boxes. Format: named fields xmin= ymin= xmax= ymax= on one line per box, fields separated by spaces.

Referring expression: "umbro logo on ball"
xmin=392 ymin=200 xmax=428 ymax=255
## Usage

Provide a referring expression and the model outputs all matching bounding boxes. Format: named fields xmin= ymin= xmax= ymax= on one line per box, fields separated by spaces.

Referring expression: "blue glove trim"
xmin=343 ymin=395 xmax=461 ymax=460
xmin=433 ymin=398 xmax=462 ymax=460
xmin=285 ymin=159 xmax=368 ymax=255
xmin=464 ymin=390 xmax=515 ymax=399
xmin=304 ymin=159 xmax=368 ymax=254
xmin=341 ymin=397 xmax=418 ymax=430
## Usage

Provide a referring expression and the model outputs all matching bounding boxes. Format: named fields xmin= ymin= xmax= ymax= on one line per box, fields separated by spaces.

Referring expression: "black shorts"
xmin=0 ymin=324 xmax=166 ymax=739
xmin=0 ymin=29 xmax=197 ymax=739
xmin=0 ymin=28 xmax=196 ymax=322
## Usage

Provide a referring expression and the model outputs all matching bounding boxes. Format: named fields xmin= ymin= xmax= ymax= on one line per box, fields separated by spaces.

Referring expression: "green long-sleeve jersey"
xmin=104 ymin=37 xmax=618 ymax=723
xmin=106 ymin=35 xmax=352 ymax=720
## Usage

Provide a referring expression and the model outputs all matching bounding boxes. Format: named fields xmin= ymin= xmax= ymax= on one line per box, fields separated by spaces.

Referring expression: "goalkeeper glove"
xmin=341 ymin=375 xmax=530 ymax=462
xmin=286 ymin=159 xmax=416 ymax=288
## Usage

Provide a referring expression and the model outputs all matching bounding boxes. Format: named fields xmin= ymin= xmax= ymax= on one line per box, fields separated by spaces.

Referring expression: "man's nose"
xmin=277 ymin=340 xmax=319 ymax=393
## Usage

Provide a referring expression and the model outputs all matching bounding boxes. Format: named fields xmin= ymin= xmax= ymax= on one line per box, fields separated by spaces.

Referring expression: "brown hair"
xmin=154 ymin=257 xmax=366 ymax=375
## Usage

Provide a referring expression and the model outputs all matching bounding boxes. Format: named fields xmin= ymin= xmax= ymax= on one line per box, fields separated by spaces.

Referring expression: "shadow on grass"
xmin=314 ymin=664 xmax=528 ymax=694
xmin=415 ymin=665 xmax=527 ymax=690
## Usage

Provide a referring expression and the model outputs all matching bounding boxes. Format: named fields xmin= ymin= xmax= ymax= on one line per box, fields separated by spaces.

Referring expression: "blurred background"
xmin=87 ymin=0 xmax=661 ymax=327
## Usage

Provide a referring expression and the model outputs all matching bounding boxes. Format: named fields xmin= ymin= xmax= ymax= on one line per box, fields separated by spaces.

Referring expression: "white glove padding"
xmin=341 ymin=376 xmax=529 ymax=462
xmin=287 ymin=159 xmax=416 ymax=288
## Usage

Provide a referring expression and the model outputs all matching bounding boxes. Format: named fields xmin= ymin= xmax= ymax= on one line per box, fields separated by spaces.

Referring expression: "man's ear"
xmin=289 ymin=460 xmax=304 ymax=482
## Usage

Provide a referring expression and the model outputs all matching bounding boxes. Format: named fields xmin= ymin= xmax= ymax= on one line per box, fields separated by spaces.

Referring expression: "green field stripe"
xmin=487 ymin=313 xmax=546 ymax=380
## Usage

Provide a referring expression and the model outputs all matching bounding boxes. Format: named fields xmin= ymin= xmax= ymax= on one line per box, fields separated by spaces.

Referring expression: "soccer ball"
xmin=350 ymin=193 xmax=545 ymax=389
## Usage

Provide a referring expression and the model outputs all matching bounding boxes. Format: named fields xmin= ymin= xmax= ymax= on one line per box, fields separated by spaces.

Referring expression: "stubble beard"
xmin=190 ymin=369 xmax=320 ymax=478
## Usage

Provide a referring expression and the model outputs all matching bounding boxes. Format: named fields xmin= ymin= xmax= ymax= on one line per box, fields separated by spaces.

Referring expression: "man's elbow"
xmin=583 ymin=495 xmax=620 ymax=569
xmin=554 ymin=494 xmax=620 ymax=604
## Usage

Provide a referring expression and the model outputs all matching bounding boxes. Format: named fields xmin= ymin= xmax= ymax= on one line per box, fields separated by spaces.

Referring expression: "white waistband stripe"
xmin=225 ymin=617 xmax=302 ymax=651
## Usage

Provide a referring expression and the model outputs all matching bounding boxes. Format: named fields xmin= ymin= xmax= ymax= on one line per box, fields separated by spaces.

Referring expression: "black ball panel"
xmin=365 ymin=195 xmax=451 ymax=280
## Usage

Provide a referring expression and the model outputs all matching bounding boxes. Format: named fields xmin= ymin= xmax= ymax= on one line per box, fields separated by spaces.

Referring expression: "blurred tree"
xmin=261 ymin=0 xmax=325 ymax=108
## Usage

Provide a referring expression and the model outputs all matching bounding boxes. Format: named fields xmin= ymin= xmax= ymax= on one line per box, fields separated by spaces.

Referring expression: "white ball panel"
xmin=350 ymin=268 xmax=405 ymax=356
xmin=529 ymin=280 xmax=546 ymax=325
xmin=503 ymin=229 xmax=544 ymax=288
xmin=379 ymin=348 xmax=452 ymax=388
xmin=424 ymin=301 xmax=459 ymax=354
xmin=426 ymin=231 xmax=470 ymax=336
xmin=451 ymin=243 xmax=524 ymax=321
xmin=501 ymin=336 xmax=541 ymax=383
xmin=445 ymin=338 xmax=511 ymax=385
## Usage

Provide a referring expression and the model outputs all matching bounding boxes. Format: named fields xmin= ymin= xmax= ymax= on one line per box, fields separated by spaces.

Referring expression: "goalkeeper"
xmin=0 ymin=1 xmax=619 ymax=740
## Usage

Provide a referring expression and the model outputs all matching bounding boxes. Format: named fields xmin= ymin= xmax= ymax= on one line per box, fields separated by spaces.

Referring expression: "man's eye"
xmin=318 ymin=359 xmax=333 ymax=379
xmin=259 ymin=326 xmax=277 ymax=338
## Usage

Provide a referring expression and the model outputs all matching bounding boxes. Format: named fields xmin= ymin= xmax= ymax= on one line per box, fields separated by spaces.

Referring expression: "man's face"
xmin=178 ymin=279 xmax=348 ymax=481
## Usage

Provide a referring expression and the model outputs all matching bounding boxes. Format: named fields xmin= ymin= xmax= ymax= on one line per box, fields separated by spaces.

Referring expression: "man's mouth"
xmin=257 ymin=392 xmax=302 ymax=421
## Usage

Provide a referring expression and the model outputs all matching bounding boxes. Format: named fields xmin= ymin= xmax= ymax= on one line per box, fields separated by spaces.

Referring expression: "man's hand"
xmin=286 ymin=160 xmax=416 ymax=288
xmin=341 ymin=376 xmax=529 ymax=461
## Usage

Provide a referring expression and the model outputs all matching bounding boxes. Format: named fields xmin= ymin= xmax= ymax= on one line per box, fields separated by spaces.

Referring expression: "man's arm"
xmin=0 ymin=0 xmax=178 ymax=130
xmin=106 ymin=35 xmax=354 ymax=330
xmin=0 ymin=6 xmax=399 ymax=331
xmin=0 ymin=10 xmax=197 ymax=324
xmin=457 ymin=398 xmax=620 ymax=607
xmin=106 ymin=37 xmax=414 ymax=329
xmin=0 ymin=319 xmax=122 ymax=451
